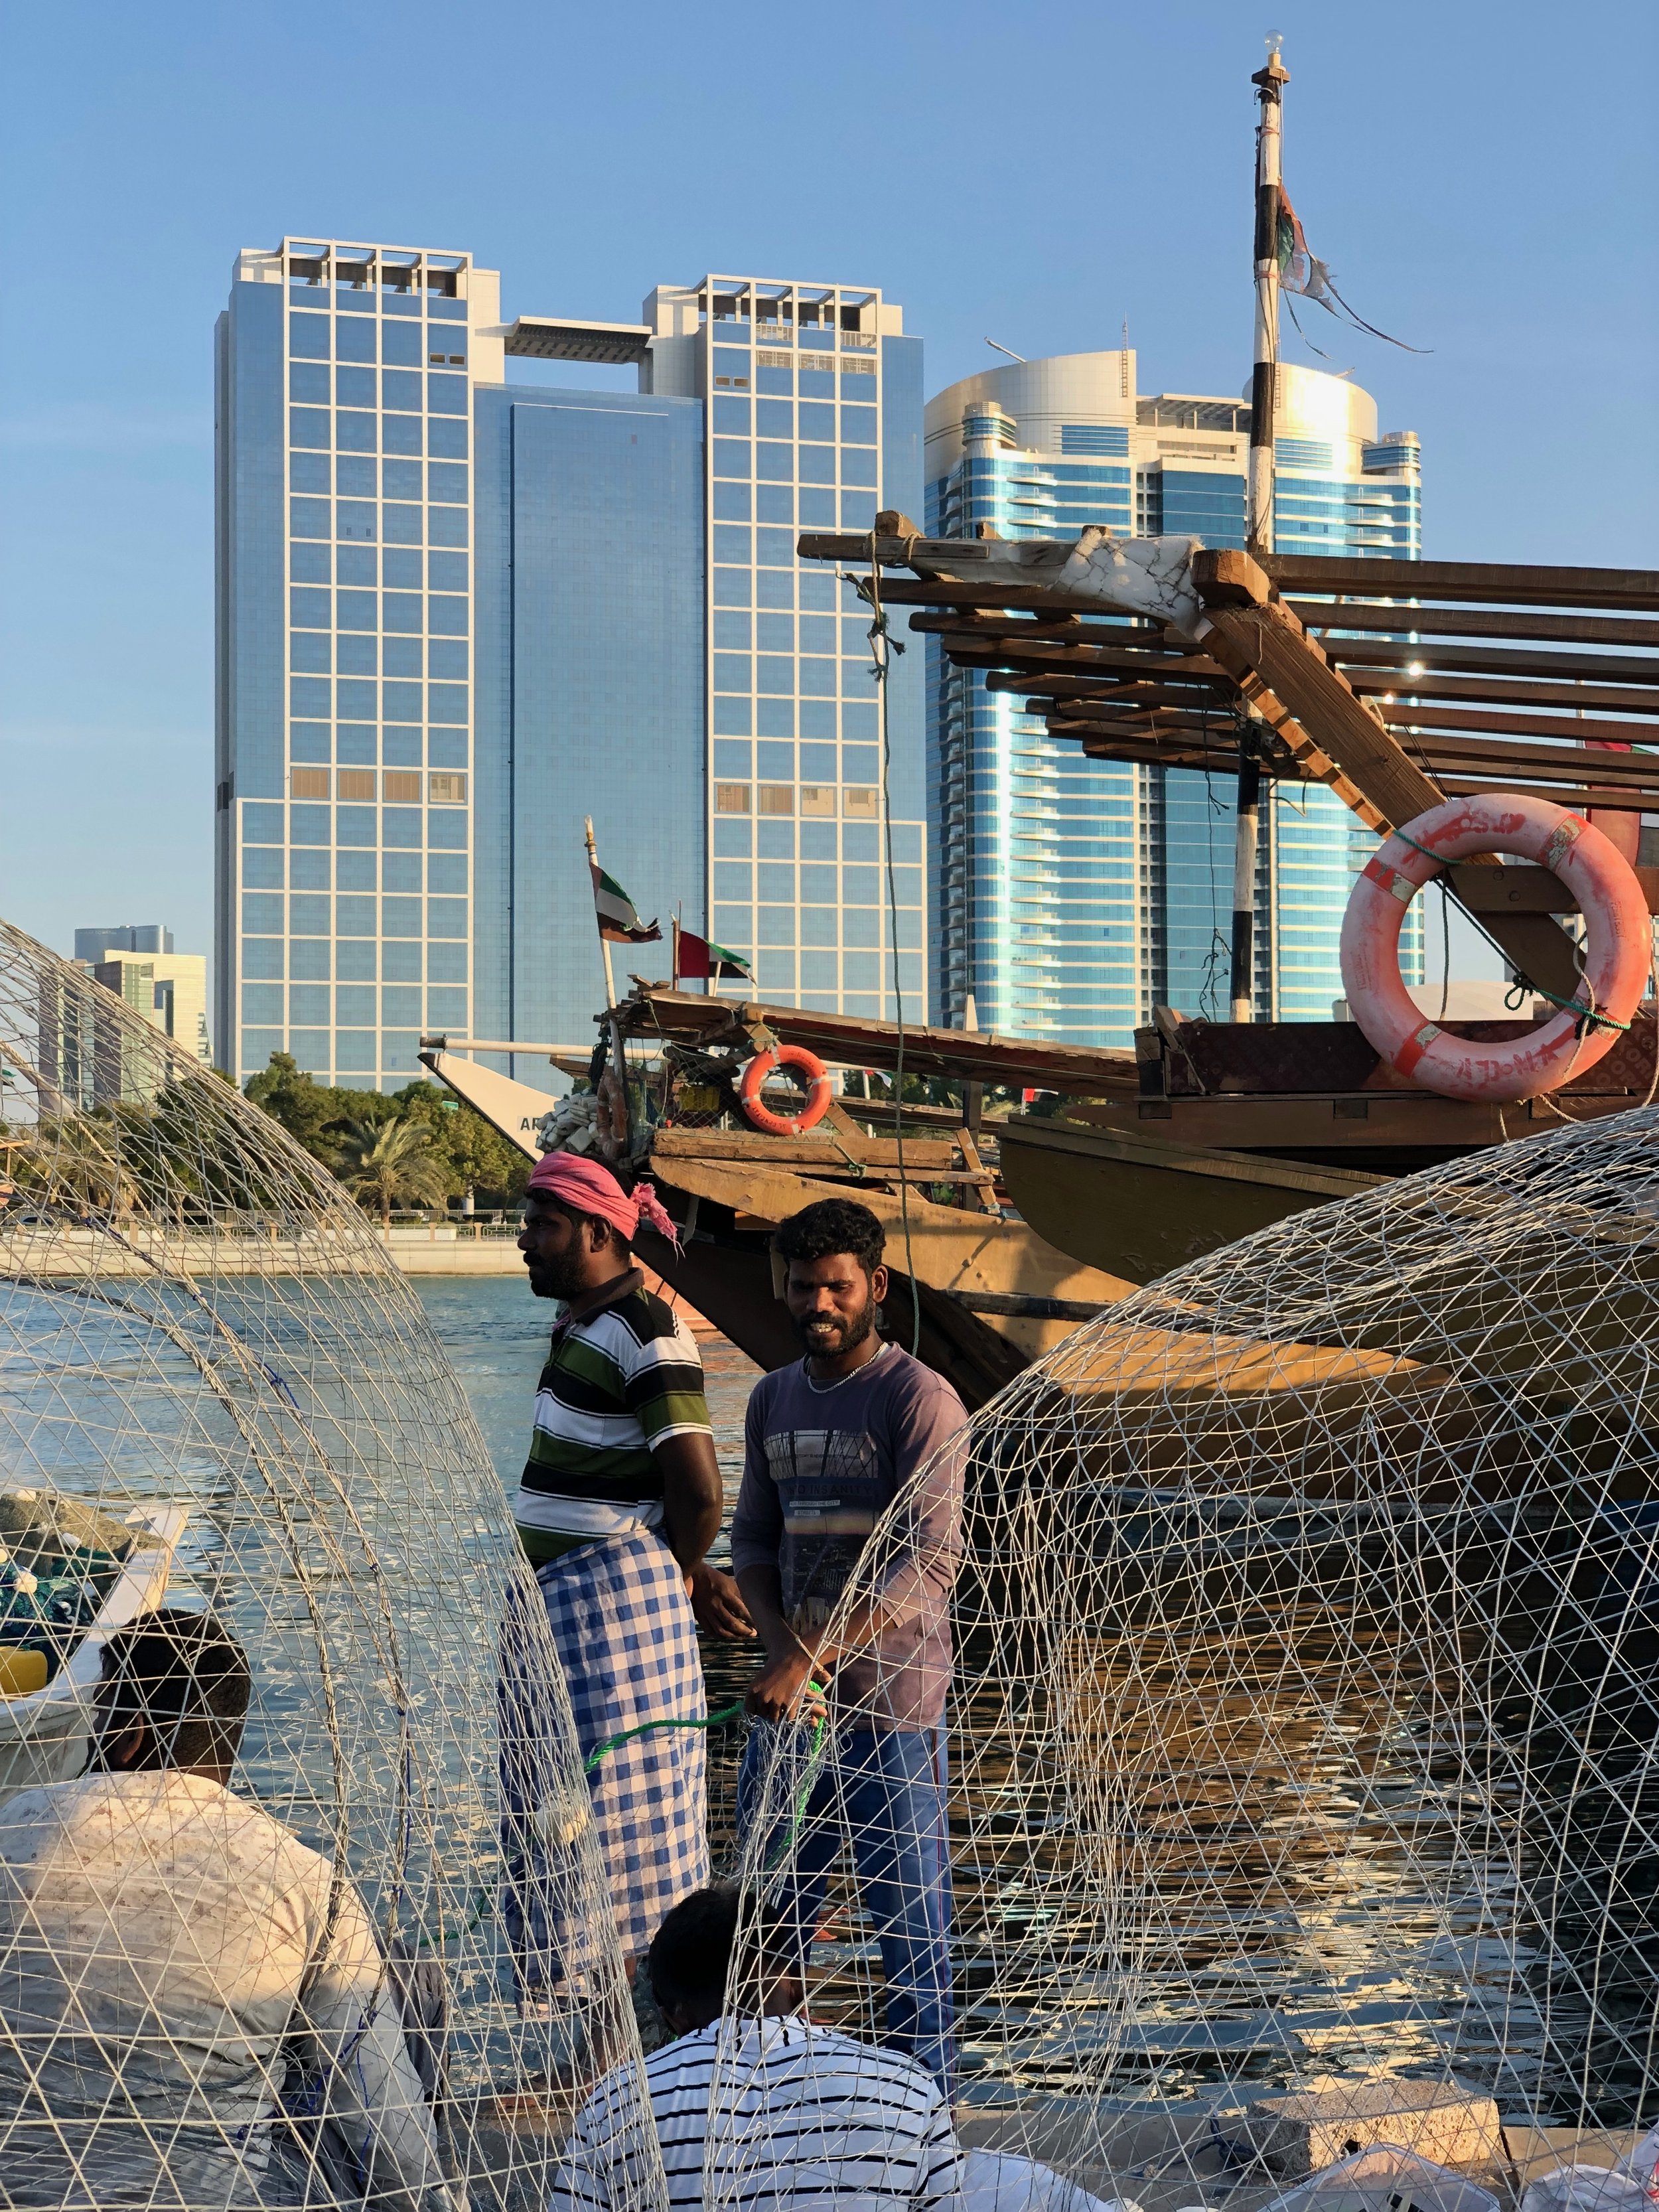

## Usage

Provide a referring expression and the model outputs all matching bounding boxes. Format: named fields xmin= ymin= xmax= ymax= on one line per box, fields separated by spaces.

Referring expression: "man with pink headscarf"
xmin=500 ymin=1150 xmax=751 ymax=2018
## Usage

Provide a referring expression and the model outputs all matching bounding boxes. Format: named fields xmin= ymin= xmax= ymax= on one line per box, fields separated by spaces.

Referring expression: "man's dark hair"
xmin=97 ymin=1607 xmax=251 ymax=1771
xmin=646 ymin=1883 xmax=792 ymax=2019
xmin=774 ymin=1197 xmax=885 ymax=1277
xmin=646 ymin=1881 xmax=740 ymax=2015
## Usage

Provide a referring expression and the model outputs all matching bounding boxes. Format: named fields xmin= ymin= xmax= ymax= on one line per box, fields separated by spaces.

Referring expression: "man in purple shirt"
xmin=730 ymin=1197 xmax=968 ymax=2093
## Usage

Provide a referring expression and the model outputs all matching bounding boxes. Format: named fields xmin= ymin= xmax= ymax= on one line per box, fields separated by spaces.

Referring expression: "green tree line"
xmin=244 ymin=1054 xmax=530 ymax=1221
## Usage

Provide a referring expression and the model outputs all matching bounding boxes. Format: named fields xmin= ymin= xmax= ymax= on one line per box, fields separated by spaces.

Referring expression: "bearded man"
xmin=729 ymin=1197 xmax=967 ymax=2095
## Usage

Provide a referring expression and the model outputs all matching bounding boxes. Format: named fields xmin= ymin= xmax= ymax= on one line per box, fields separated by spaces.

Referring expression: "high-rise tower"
xmin=924 ymin=352 xmax=1421 ymax=1043
xmin=216 ymin=245 xmax=926 ymax=1094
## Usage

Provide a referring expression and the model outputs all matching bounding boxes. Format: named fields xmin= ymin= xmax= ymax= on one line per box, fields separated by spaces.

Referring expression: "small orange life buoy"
xmin=739 ymin=1045 xmax=833 ymax=1136
xmin=1340 ymin=791 xmax=1650 ymax=1103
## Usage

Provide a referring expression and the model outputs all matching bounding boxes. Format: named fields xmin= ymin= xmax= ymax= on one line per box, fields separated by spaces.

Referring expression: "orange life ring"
xmin=739 ymin=1045 xmax=833 ymax=1136
xmin=1340 ymin=791 xmax=1650 ymax=1104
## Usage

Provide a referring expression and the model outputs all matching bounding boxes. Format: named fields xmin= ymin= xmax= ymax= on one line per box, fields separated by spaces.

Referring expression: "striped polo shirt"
xmin=515 ymin=1268 xmax=713 ymax=1562
xmin=551 ymin=2014 xmax=962 ymax=2212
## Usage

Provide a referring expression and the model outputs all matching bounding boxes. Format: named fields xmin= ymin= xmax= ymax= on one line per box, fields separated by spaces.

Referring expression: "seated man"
xmin=554 ymin=1886 xmax=1120 ymax=2212
xmin=0 ymin=1607 xmax=451 ymax=2211
xmin=553 ymin=1881 xmax=962 ymax=2211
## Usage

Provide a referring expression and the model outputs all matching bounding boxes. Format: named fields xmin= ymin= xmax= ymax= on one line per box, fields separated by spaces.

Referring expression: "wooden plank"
xmin=1291 ymin=600 xmax=1659 ymax=650
xmin=1449 ymin=863 xmax=1659 ymax=916
xmin=1329 ymin=639 xmax=1659 ymax=688
xmin=880 ymin=577 xmax=1157 ymax=622
xmin=930 ymin=628 xmax=1226 ymax=680
xmin=1378 ymin=701 xmax=1659 ymax=747
xmin=620 ymin=988 xmax=1141 ymax=1096
xmin=1072 ymin=735 xmax=1246 ymax=771
xmin=1194 ymin=603 xmax=1443 ymax=822
xmin=986 ymin=674 xmax=1234 ymax=711
xmin=802 ymin=537 xmax=1659 ymax=619
xmin=1347 ymin=668 xmax=1659 ymax=717
xmin=1262 ymin=554 xmax=1659 ymax=611
xmin=906 ymin=610 xmax=1149 ymax=645
xmin=651 ymin=1129 xmax=954 ymax=1169
xmin=1388 ymin=733 xmax=1659 ymax=784
xmin=1437 ymin=778 xmax=1657 ymax=814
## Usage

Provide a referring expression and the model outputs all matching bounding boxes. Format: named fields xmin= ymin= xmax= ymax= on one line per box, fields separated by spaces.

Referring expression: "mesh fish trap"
xmin=726 ymin=1108 xmax=1659 ymax=2211
xmin=0 ymin=920 xmax=660 ymax=2212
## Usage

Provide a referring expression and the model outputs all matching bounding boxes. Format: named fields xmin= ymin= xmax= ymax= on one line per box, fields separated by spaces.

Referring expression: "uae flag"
xmin=673 ymin=921 xmax=753 ymax=982
xmin=590 ymin=863 xmax=660 ymax=944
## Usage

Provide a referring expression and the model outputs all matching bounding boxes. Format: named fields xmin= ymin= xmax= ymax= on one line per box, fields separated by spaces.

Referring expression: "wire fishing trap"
xmin=722 ymin=1108 xmax=1659 ymax=2212
xmin=0 ymin=919 xmax=661 ymax=2212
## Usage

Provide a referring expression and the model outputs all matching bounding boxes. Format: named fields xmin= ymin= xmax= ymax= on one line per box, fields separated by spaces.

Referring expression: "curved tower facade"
xmin=924 ymin=352 xmax=1421 ymax=1043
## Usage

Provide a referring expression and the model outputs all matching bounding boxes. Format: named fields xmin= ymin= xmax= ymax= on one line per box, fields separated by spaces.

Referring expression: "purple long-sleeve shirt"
xmin=730 ymin=1344 xmax=968 ymax=1730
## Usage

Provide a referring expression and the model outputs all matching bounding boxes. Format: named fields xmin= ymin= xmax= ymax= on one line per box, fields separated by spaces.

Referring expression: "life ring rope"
xmin=738 ymin=1045 xmax=833 ymax=1138
xmin=1338 ymin=791 xmax=1650 ymax=1105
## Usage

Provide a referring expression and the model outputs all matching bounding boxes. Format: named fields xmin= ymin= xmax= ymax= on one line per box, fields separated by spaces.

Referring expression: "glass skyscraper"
xmin=924 ymin=353 xmax=1422 ymax=1043
xmin=643 ymin=277 xmax=926 ymax=1027
xmin=215 ymin=244 xmax=924 ymax=1094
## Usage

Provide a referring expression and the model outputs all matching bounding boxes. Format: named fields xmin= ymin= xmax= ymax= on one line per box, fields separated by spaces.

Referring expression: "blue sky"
xmin=3 ymin=0 xmax=1654 ymax=981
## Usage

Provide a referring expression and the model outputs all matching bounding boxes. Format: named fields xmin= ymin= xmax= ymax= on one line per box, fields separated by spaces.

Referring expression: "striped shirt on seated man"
xmin=552 ymin=1884 xmax=961 ymax=2212
xmin=500 ymin=1152 xmax=752 ymax=2009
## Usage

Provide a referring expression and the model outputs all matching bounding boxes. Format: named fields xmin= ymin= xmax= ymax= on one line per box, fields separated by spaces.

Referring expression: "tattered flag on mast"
xmin=672 ymin=921 xmax=752 ymax=983
xmin=590 ymin=863 xmax=661 ymax=945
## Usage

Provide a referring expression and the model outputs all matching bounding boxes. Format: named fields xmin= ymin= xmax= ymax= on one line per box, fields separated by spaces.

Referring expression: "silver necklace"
xmin=804 ymin=1343 xmax=889 ymax=1394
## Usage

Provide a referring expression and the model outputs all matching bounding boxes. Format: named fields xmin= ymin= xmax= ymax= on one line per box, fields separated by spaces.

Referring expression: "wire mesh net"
xmin=0 ymin=919 xmax=660 ymax=2212
xmin=721 ymin=1106 xmax=1659 ymax=2212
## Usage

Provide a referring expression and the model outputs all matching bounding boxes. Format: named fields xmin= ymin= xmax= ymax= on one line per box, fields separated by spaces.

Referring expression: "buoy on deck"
xmin=1340 ymin=792 xmax=1650 ymax=1102
xmin=739 ymin=1044 xmax=833 ymax=1136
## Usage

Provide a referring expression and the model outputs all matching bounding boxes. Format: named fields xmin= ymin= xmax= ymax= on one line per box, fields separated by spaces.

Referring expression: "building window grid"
xmin=699 ymin=286 xmax=922 ymax=1017
xmin=249 ymin=258 xmax=476 ymax=1082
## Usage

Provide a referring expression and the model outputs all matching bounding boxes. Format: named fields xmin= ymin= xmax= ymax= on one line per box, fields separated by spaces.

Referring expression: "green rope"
xmin=584 ymin=1696 xmax=833 ymax=1874
xmin=1514 ymin=982 xmax=1630 ymax=1033
xmin=584 ymin=1701 xmax=747 ymax=1772
xmin=1389 ymin=828 xmax=1447 ymax=871
xmin=1392 ymin=828 xmax=1629 ymax=1035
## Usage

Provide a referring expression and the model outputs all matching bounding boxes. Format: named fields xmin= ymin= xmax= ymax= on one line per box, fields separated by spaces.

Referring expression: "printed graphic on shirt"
xmin=765 ymin=1427 xmax=884 ymax=1627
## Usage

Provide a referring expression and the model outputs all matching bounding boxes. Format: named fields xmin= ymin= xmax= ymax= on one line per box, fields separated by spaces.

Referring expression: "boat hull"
xmin=997 ymin=1112 xmax=1384 ymax=1282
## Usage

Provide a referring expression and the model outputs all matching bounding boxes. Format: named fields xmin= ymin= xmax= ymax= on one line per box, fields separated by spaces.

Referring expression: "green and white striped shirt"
xmin=515 ymin=1269 xmax=713 ymax=1563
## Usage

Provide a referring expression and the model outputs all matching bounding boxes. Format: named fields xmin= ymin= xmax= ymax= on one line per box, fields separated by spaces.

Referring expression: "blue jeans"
xmin=738 ymin=1723 xmax=955 ymax=2095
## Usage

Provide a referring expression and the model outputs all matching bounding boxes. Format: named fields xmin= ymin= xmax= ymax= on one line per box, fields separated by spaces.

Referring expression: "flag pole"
xmin=584 ymin=816 xmax=618 ymax=1011
xmin=672 ymin=904 xmax=681 ymax=992
xmin=584 ymin=814 xmax=636 ymax=1155
xmin=1248 ymin=32 xmax=1287 ymax=561
xmin=1234 ymin=33 xmax=1288 ymax=1025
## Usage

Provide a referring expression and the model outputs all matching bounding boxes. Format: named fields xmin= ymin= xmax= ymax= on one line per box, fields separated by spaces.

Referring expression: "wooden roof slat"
xmin=1260 ymin=554 xmax=1659 ymax=611
xmin=874 ymin=577 xmax=1159 ymax=622
xmin=1380 ymin=729 xmax=1659 ymax=782
xmin=905 ymin=610 xmax=1159 ymax=646
xmin=1328 ymin=639 xmax=1659 ymax=688
xmin=931 ymin=629 xmax=1228 ymax=682
xmin=1437 ymin=780 xmax=1657 ymax=814
xmin=1377 ymin=702 xmax=1659 ymax=748
xmin=1292 ymin=601 xmax=1659 ymax=650
xmin=1346 ymin=668 xmax=1659 ymax=717
xmin=1037 ymin=713 xmax=1659 ymax=798
xmin=1196 ymin=594 xmax=1584 ymax=999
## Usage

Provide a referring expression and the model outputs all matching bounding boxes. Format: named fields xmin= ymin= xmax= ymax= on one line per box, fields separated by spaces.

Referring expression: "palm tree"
xmin=333 ymin=1116 xmax=451 ymax=1228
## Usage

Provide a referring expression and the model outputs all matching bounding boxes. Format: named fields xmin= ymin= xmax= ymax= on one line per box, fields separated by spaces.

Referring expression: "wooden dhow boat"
xmin=421 ymin=992 xmax=1153 ymax=1410
xmin=787 ymin=530 xmax=1659 ymax=1276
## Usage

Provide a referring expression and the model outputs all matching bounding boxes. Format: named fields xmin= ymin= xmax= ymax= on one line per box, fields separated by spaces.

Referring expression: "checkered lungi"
xmin=536 ymin=1528 xmax=709 ymax=1960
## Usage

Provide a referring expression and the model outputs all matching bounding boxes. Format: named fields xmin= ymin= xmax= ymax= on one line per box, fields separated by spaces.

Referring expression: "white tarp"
xmin=906 ymin=528 xmax=1206 ymax=642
